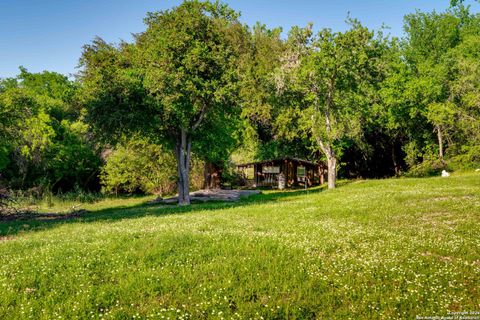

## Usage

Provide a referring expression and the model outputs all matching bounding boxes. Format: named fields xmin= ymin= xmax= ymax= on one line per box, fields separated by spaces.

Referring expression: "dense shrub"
xmin=100 ymin=140 xmax=177 ymax=195
xmin=405 ymin=159 xmax=449 ymax=177
xmin=0 ymin=69 xmax=101 ymax=193
xmin=448 ymin=145 xmax=480 ymax=170
xmin=101 ymin=139 xmax=208 ymax=195
xmin=0 ymin=188 xmax=14 ymax=215
xmin=56 ymin=186 xmax=104 ymax=203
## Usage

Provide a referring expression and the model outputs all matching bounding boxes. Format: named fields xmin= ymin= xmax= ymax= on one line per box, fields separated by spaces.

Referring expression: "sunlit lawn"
xmin=1 ymin=173 xmax=479 ymax=319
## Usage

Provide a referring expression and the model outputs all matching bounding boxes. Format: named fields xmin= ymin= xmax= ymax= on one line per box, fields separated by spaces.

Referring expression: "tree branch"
xmin=191 ymin=101 xmax=207 ymax=132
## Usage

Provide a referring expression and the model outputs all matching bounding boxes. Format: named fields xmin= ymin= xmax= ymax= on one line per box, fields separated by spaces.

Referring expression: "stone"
xmin=147 ymin=196 xmax=164 ymax=204
xmin=278 ymin=172 xmax=286 ymax=190
xmin=155 ymin=189 xmax=261 ymax=205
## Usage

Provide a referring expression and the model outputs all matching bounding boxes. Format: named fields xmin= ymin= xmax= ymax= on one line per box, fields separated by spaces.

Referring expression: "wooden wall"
xmin=237 ymin=159 xmax=325 ymax=188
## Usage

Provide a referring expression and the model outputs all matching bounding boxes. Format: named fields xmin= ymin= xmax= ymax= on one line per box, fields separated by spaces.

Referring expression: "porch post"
xmin=319 ymin=165 xmax=324 ymax=185
xmin=293 ymin=161 xmax=298 ymax=186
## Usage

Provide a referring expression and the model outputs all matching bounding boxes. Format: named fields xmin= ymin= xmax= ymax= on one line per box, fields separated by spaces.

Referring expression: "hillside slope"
xmin=1 ymin=174 xmax=479 ymax=319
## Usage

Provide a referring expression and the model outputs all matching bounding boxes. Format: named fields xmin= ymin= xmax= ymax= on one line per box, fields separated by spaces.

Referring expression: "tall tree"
xmin=235 ymin=23 xmax=286 ymax=161
xmin=275 ymin=22 xmax=385 ymax=188
xmin=80 ymin=1 xmax=243 ymax=205
xmin=402 ymin=8 xmax=472 ymax=161
xmin=448 ymin=33 xmax=480 ymax=163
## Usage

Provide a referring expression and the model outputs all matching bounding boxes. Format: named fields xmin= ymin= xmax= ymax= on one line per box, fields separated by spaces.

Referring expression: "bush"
xmin=101 ymin=138 xmax=209 ymax=195
xmin=57 ymin=186 xmax=104 ymax=203
xmin=0 ymin=188 xmax=14 ymax=215
xmin=405 ymin=159 xmax=449 ymax=177
xmin=448 ymin=145 xmax=480 ymax=170
xmin=219 ymin=163 xmax=245 ymax=188
xmin=101 ymin=140 xmax=177 ymax=195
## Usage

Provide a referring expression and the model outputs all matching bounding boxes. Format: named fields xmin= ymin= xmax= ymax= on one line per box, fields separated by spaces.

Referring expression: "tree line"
xmin=1 ymin=0 xmax=479 ymax=205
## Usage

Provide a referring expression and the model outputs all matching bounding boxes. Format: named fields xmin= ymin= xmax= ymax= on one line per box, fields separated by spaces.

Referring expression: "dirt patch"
xmin=421 ymin=251 xmax=453 ymax=262
xmin=149 ymin=189 xmax=261 ymax=204
xmin=420 ymin=211 xmax=454 ymax=219
xmin=0 ymin=209 xmax=88 ymax=222
xmin=418 ymin=211 xmax=464 ymax=230
xmin=431 ymin=195 xmax=475 ymax=202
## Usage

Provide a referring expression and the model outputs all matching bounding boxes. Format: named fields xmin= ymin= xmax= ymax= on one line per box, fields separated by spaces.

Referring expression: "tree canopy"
xmin=1 ymin=0 xmax=480 ymax=201
xmin=80 ymin=0 xmax=245 ymax=204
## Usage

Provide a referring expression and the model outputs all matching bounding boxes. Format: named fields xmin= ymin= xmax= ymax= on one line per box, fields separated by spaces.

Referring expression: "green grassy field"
xmin=1 ymin=174 xmax=479 ymax=319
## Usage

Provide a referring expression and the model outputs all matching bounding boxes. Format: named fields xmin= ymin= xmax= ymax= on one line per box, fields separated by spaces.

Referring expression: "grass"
xmin=0 ymin=173 xmax=479 ymax=319
xmin=13 ymin=193 xmax=157 ymax=214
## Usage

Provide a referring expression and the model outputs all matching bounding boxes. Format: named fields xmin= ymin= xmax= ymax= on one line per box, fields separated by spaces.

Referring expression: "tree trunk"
xmin=324 ymin=86 xmax=336 ymax=189
xmin=175 ymin=129 xmax=191 ymax=206
xmin=203 ymin=162 xmax=211 ymax=190
xmin=315 ymin=140 xmax=336 ymax=189
xmin=204 ymin=162 xmax=222 ymax=189
xmin=436 ymin=125 xmax=444 ymax=160
xmin=312 ymin=82 xmax=336 ymax=189
xmin=318 ymin=165 xmax=325 ymax=185
xmin=327 ymin=155 xmax=337 ymax=189
xmin=392 ymin=144 xmax=400 ymax=177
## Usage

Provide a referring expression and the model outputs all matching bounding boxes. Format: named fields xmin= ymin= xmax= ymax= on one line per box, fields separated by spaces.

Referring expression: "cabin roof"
xmin=236 ymin=157 xmax=320 ymax=168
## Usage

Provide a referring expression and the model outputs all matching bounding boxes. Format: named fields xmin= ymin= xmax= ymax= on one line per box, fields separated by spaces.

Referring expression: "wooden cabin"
xmin=236 ymin=157 xmax=326 ymax=188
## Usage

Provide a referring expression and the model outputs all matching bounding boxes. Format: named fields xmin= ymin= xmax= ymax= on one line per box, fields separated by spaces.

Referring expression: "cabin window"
xmin=263 ymin=166 xmax=280 ymax=174
xmin=297 ymin=166 xmax=306 ymax=177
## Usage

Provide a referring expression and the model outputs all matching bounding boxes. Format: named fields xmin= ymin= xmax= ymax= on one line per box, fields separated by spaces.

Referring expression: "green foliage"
xmin=101 ymin=139 xmax=177 ymax=195
xmin=2 ymin=0 xmax=480 ymax=196
xmin=0 ymin=68 xmax=101 ymax=192
xmin=299 ymin=22 xmax=383 ymax=147
xmin=100 ymin=138 xmax=206 ymax=195
xmin=80 ymin=1 xmax=245 ymax=204
xmin=405 ymin=159 xmax=449 ymax=177
xmin=20 ymin=111 xmax=55 ymax=161
xmin=46 ymin=120 xmax=101 ymax=191
xmin=80 ymin=1 xmax=243 ymax=151
xmin=448 ymin=145 xmax=480 ymax=169
xmin=79 ymin=39 xmax=153 ymax=144
xmin=236 ymin=23 xmax=287 ymax=161
xmin=271 ymin=20 xmax=390 ymax=187
xmin=449 ymin=35 xmax=480 ymax=151
xmin=451 ymin=0 xmax=480 ymax=6
xmin=137 ymin=1 xmax=241 ymax=139
xmin=377 ymin=7 xmax=480 ymax=172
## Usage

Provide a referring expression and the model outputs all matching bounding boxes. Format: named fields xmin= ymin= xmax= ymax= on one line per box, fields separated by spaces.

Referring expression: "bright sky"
xmin=1 ymin=0 xmax=479 ymax=78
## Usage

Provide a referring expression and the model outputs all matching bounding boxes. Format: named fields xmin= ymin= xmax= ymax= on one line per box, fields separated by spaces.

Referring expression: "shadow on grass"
xmin=0 ymin=181 xmax=351 ymax=238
